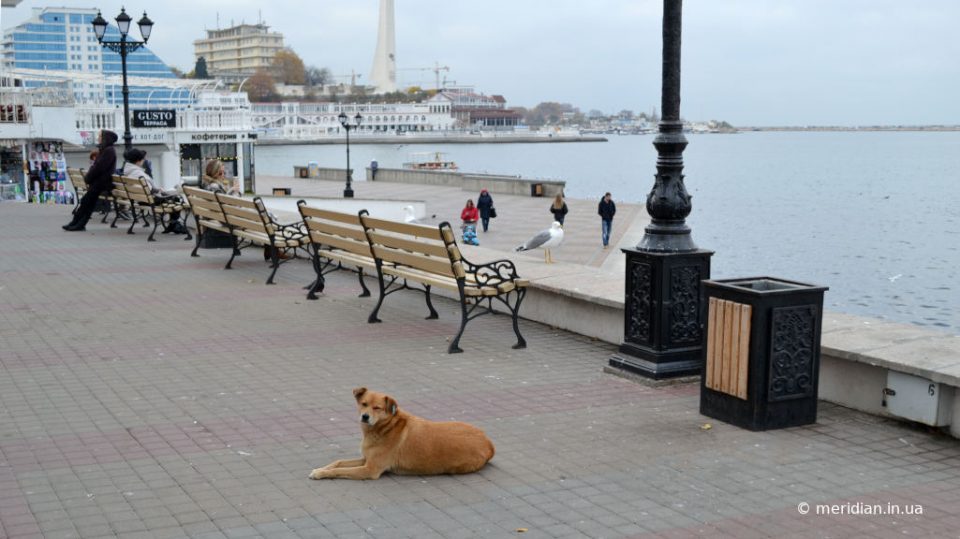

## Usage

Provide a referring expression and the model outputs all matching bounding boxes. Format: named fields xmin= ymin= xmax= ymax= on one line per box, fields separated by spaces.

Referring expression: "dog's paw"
xmin=308 ymin=468 xmax=329 ymax=480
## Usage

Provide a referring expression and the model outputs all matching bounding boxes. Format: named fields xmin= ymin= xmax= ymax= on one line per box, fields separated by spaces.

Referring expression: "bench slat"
xmin=366 ymin=230 xmax=450 ymax=258
xmin=362 ymin=215 xmax=444 ymax=241
xmin=372 ymin=245 xmax=455 ymax=277
xmin=299 ymin=206 xmax=362 ymax=225
xmin=304 ymin=219 xmax=368 ymax=242
xmin=310 ymin=232 xmax=369 ymax=255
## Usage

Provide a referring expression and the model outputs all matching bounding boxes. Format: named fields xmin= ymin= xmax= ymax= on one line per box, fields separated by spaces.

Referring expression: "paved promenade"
xmin=2 ymin=203 xmax=960 ymax=539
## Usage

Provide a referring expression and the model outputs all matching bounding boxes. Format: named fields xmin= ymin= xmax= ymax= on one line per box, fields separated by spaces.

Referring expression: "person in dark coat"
xmin=476 ymin=189 xmax=494 ymax=232
xmin=597 ymin=192 xmax=616 ymax=248
xmin=550 ymin=193 xmax=568 ymax=226
xmin=63 ymin=129 xmax=118 ymax=231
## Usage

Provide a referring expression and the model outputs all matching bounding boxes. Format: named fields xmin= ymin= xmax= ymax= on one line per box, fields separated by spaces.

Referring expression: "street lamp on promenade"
xmin=608 ymin=0 xmax=714 ymax=379
xmin=91 ymin=7 xmax=154 ymax=152
xmin=338 ymin=111 xmax=362 ymax=198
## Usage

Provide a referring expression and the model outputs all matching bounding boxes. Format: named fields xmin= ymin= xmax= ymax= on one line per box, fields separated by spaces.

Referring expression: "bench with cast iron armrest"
xmin=120 ymin=175 xmax=190 ymax=242
xmin=183 ymin=185 xmax=232 ymax=257
xmin=215 ymin=193 xmax=308 ymax=284
xmin=359 ymin=214 xmax=528 ymax=354
xmin=297 ymin=202 xmax=378 ymax=299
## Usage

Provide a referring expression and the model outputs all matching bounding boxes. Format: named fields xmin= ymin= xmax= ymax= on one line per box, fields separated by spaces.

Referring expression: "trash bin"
xmin=295 ymin=166 xmax=309 ymax=178
xmin=530 ymin=183 xmax=544 ymax=197
xmin=200 ymin=229 xmax=233 ymax=249
xmin=699 ymin=277 xmax=828 ymax=431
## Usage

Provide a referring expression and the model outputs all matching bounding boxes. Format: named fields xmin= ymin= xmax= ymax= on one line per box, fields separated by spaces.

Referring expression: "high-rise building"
xmin=193 ymin=23 xmax=285 ymax=84
xmin=369 ymin=0 xmax=396 ymax=94
xmin=1 ymin=7 xmax=179 ymax=104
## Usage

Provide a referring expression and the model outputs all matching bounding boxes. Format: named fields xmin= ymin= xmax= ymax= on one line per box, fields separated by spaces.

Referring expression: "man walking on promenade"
xmin=63 ymin=129 xmax=118 ymax=231
xmin=598 ymin=192 xmax=616 ymax=248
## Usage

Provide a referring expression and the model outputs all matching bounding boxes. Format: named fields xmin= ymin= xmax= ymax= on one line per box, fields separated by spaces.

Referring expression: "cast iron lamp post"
xmin=338 ymin=111 xmax=362 ymax=198
xmin=91 ymin=7 xmax=154 ymax=152
xmin=608 ymin=0 xmax=713 ymax=379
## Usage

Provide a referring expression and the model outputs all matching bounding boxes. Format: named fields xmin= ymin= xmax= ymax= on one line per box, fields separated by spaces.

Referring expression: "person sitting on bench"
xmin=122 ymin=148 xmax=188 ymax=234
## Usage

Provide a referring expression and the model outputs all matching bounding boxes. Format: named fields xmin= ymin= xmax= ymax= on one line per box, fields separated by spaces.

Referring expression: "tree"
xmin=246 ymin=68 xmax=277 ymax=102
xmin=273 ymin=49 xmax=306 ymax=85
xmin=194 ymin=57 xmax=209 ymax=79
xmin=305 ymin=66 xmax=332 ymax=88
xmin=169 ymin=66 xmax=186 ymax=78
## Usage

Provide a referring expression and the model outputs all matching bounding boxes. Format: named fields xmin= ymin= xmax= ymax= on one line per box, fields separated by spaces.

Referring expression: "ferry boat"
xmin=403 ymin=151 xmax=458 ymax=171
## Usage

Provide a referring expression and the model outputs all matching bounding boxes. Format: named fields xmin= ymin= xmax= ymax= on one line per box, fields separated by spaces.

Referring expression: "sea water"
xmin=258 ymin=131 xmax=960 ymax=333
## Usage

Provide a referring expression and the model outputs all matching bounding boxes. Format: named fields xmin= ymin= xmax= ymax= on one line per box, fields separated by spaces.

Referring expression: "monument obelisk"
xmin=369 ymin=0 xmax=397 ymax=94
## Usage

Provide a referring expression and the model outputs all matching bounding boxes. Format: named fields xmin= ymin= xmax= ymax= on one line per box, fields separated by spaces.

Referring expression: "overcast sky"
xmin=4 ymin=0 xmax=959 ymax=126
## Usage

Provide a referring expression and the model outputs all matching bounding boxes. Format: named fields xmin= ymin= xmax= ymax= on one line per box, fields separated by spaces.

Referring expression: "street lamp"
xmin=92 ymin=8 xmax=154 ymax=151
xmin=338 ymin=111 xmax=362 ymax=198
xmin=608 ymin=0 xmax=713 ymax=379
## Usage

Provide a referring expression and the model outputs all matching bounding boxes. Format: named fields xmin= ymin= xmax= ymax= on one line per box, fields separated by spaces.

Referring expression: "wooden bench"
xmin=359 ymin=215 xmax=528 ymax=353
xmin=183 ymin=185 xmax=232 ymax=258
xmin=215 ymin=193 xmax=308 ymax=284
xmin=108 ymin=174 xmax=139 ymax=230
xmin=120 ymin=176 xmax=190 ymax=242
xmin=297 ymin=203 xmax=376 ymax=299
xmin=66 ymin=167 xmax=86 ymax=212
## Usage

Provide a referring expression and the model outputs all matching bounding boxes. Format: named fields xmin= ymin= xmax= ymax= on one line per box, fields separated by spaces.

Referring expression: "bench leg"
xmin=357 ymin=267 xmax=371 ymax=297
xmin=190 ymin=228 xmax=202 ymax=257
xmin=147 ymin=209 xmax=160 ymax=242
xmin=266 ymin=245 xmax=280 ymax=285
xmin=110 ymin=200 xmax=121 ymax=228
xmin=367 ymin=263 xmax=386 ymax=323
xmin=448 ymin=295 xmax=468 ymax=354
xmin=510 ymin=289 xmax=528 ymax=349
xmin=423 ymin=284 xmax=439 ymax=319
xmin=225 ymin=236 xmax=239 ymax=269
xmin=101 ymin=202 xmax=111 ymax=223
xmin=126 ymin=206 xmax=137 ymax=235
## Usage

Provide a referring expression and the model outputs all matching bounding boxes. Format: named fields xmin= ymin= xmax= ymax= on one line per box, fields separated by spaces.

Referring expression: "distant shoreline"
xmin=738 ymin=125 xmax=960 ymax=132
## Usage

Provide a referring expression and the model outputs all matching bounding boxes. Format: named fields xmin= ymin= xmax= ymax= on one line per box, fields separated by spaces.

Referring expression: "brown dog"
xmin=309 ymin=387 xmax=495 ymax=480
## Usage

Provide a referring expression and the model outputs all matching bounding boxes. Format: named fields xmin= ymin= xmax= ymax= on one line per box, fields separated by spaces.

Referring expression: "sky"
xmin=3 ymin=0 xmax=959 ymax=126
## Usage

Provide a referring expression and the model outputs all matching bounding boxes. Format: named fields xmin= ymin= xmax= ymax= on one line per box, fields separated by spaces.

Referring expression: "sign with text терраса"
xmin=132 ymin=109 xmax=177 ymax=128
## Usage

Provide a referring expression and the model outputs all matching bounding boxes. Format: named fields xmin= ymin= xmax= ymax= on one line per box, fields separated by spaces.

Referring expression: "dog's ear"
xmin=353 ymin=387 xmax=367 ymax=402
xmin=384 ymin=395 xmax=397 ymax=415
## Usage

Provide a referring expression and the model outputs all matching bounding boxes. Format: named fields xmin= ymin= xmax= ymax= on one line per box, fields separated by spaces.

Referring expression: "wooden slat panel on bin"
xmin=706 ymin=298 xmax=751 ymax=400
xmin=706 ymin=297 xmax=718 ymax=389
xmin=737 ymin=304 xmax=751 ymax=399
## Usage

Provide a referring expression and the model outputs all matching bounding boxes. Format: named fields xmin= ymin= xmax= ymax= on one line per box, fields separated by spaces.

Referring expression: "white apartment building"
xmin=193 ymin=23 xmax=284 ymax=84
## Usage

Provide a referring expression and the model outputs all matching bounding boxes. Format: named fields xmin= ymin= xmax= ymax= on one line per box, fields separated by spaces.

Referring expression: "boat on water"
xmin=403 ymin=152 xmax=458 ymax=171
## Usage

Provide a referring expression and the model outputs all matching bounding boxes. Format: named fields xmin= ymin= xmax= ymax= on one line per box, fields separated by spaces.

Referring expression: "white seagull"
xmin=402 ymin=205 xmax=437 ymax=224
xmin=515 ymin=222 xmax=564 ymax=263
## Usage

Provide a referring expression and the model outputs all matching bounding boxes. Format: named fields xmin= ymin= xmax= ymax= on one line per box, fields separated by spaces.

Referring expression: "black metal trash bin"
xmin=699 ymin=277 xmax=828 ymax=431
xmin=200 ymin=229 xmax=234 ymax=249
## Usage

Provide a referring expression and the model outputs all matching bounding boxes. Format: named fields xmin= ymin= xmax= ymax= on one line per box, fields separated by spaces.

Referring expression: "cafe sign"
xmin=132 ymin=109 xmax=177 ymax=128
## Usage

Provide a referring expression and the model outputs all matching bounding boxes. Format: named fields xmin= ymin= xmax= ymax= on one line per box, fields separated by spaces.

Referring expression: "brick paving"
xmin=2 ymin=203 xmax=960 ymax=539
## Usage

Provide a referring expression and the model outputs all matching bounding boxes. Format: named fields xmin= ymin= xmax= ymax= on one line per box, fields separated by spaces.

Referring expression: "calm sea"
xmin=258 ymin=132 xmax=960 ymax=334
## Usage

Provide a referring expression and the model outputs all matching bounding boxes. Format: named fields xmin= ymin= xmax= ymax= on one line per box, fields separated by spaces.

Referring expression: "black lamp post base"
xmin=609 ymin=343 xmax=702 ymax=379
xmin=343 ymin=188 xmax=354 ymax=198
xmin=611 ymin=247 xmax=713 ymax=380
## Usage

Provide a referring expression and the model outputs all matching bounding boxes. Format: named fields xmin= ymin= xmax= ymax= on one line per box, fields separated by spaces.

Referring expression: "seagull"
xmin=515 ymin=222 xmax=564 ymax=263
xmin=401 ymin=205 xmax=437 ymax=224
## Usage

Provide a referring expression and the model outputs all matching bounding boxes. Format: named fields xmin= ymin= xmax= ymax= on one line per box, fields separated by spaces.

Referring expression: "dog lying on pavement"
xmin=309 ymin=387 xmax=495 ymax=480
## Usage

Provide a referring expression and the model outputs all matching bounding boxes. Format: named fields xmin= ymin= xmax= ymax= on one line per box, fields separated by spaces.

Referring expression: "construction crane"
xmin=397 ymin=61 xmax=450 ymax=91
xmin=331 ymin=70 xmax=363 ymax=90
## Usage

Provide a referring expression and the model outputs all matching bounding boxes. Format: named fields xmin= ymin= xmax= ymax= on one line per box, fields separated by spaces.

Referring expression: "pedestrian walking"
xmin=598 ymin=192 xmax=616 ymax=248
xmin=62 ymin=129 xmax=118 ymax=231
xmin=550 ymin=193 xmax=568 ymax=226
xmin=476 ymin=189 xmax=495 ymax=232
